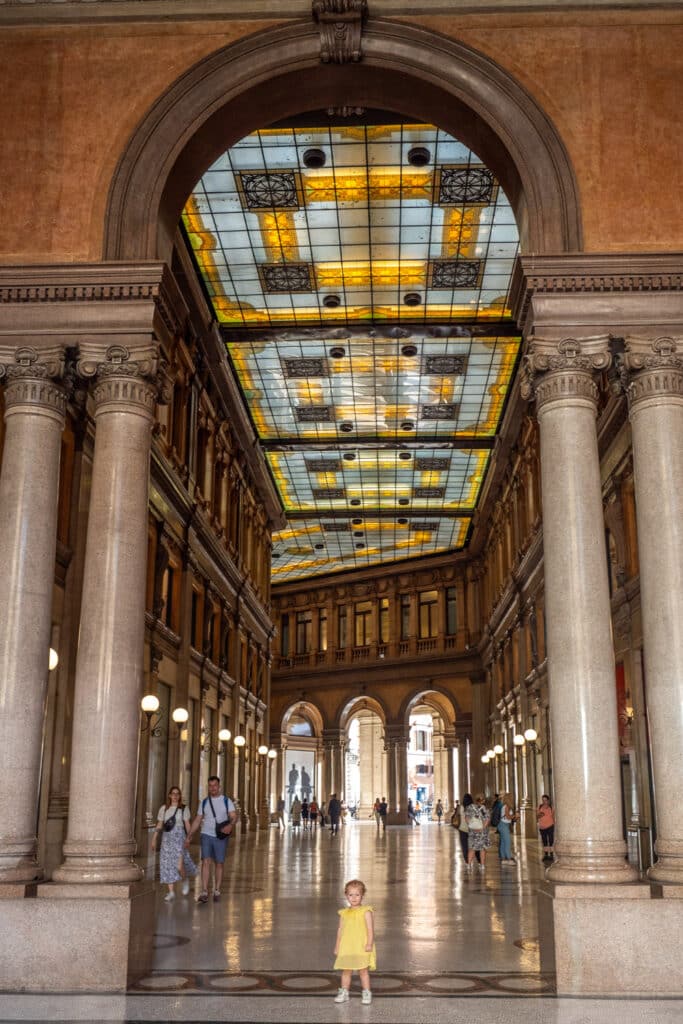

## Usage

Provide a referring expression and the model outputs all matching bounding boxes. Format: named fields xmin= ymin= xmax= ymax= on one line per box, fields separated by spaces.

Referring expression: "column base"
xmin=386 ymin=810 xmax=408 ymax=826
xmin=538 ymin=880 xmax=683 ymax=995
xmin=546 ymin=838 xmax=638 ymax=883
xmin=52 ymin=837 xmax=143 ymax=884
xmin=52 ymin=855 xmax=143 ymax=885
xmin=647 ymin=839 xmax=683 ymax=884
xmin=0 ymin=880 xmax=155 ymax=992
xmin=0 ymin=856 xmax=44 ymax=885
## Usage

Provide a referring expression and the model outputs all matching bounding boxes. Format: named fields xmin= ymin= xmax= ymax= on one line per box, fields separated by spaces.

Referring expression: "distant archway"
xmin=104 ymin=20 xmax=582 ymax=262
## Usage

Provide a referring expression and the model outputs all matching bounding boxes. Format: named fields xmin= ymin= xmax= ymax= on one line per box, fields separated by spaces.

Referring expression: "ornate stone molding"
xmin=0 ymin=345 xmax=68 ymax=415
xmin=520 ymin=336 xmax=610 ymax=409
xmin=0 ymin=0 xmax=676 ymax=24
xmin=312 ymin=0 xmax=367 ymax=64
xmin=511 ymin=254 xmax=683 ymax=333
xmin=0 ymin=263 xmax=188 ymax=347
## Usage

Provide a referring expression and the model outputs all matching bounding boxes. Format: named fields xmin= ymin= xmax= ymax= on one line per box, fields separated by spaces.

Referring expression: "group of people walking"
xmin=151 ymin=774 xmax=236 ymax=903
xmin=451 ymin=792 xmax=555 ymax=870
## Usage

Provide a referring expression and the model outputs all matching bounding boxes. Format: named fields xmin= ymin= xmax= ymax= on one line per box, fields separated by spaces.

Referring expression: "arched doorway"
xmin=405 ymin=688 xmax=459 ymax=818
xmin=340 ymin=696 xmax=387 ymax=817
xmin=278 ymin=701 xmax=324 ymax=816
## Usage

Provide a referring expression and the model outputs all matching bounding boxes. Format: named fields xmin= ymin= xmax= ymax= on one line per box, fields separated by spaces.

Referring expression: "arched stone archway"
xmin=339 ymin=696 xmax=387 ymax=815
xmin=274 ymin=700 xmax=324 ymax=814
xmin=403 ymin=689 xmax=460 ymax=816
xmin=104 ymin=20 xmax=582 ymax=263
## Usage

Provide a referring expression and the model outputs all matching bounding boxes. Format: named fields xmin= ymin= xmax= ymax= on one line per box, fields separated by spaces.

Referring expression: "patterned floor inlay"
xmin=129 ymin=970 xmax=556 ymax=997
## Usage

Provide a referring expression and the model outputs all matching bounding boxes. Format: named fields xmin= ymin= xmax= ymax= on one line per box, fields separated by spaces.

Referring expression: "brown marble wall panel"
xmin=0 ymin=9 xmax=681 ymax=261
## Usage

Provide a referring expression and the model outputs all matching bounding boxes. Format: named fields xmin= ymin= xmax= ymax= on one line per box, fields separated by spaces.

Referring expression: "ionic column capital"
xmin=621 ymin=335 xmax=683 ymax=408
xmin=0 ymin=345 xmax=68 ymax=416
xmin=520 ymin=335 xmax=611 ymax=412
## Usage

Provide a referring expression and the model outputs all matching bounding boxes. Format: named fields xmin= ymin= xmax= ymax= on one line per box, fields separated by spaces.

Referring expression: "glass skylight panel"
xmin=183 ymin=119 xmax=521 ymax=578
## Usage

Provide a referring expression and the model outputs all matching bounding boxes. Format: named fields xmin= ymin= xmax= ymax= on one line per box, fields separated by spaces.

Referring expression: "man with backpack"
xmin=185 ymin=775 xmax=236 ymax=903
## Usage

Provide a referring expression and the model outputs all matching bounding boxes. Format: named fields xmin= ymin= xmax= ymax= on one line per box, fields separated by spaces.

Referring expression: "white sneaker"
xmin=164 ymin=891 xmax=175 ymax=902
xmin=181 ymin=879 xmax=190 ymax=895
xmin=213 ymin=890 xmax=221 ymax=901
xmin=334 ymin=988 xmax=349 ymax=1003
xmin=361 ymin=989 xmax=372 ymax=1005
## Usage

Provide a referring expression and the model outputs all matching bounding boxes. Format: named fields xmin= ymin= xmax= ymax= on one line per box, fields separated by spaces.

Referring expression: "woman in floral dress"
xmin=151 ymin=786 xmax=198 ymax=901
xmin=465 ymin=793 xmax=491 ymax=872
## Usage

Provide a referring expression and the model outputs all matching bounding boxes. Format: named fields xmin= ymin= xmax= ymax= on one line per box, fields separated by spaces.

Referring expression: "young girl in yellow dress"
xmin=333 ymin=878 xmax=376 ymax=1005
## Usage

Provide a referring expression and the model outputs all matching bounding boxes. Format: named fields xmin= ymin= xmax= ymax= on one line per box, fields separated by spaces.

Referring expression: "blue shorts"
xmin=200 ymin=834 xmax=229 ymax=864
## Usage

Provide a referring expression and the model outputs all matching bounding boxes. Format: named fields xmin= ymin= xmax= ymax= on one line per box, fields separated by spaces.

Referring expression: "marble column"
xmin=0 ymin=347 xmax=67 ymax=882
xmin=53 ymin=345 xmax=158 ymax=884
xmin=524 ymin=336 xmax=636 ymax=883
xmin=624 ymin=335 xmax=683 ymax=883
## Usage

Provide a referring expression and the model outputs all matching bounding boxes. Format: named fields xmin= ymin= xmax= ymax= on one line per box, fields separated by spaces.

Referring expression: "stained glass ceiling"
xmin=183 ymin=119 xmax=520 ymax=582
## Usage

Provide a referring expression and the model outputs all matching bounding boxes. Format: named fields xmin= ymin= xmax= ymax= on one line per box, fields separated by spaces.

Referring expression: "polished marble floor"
xmin=1 ymin=820 xmax=681 ymax=1022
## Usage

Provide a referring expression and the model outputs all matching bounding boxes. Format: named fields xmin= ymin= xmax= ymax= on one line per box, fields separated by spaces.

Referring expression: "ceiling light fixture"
xmin=303 ymin=147 xmax=326 ymax=168
xmin=407 ymin=146 xmax=430 ymax=167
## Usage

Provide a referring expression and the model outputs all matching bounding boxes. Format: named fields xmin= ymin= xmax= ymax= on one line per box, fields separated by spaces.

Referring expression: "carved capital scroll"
xmin=520 ymin=335 xmax=610 ymax=411
xmin=0 ymin=345 xmax=68 ymax=415
xmin=312 ymin=0 xmax=367 ymax=64
xmin=621 ymin=335 xmax=683 ymax=408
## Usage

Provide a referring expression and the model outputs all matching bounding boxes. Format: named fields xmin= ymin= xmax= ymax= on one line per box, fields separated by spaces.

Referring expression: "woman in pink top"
xmin=536 ymin=794 xmax=555 ymax=862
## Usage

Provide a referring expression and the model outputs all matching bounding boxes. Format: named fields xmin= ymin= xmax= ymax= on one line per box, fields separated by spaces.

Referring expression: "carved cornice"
xmin=0 ymin=0 xmax=677 ymax=24
xmin=520 ymin=336 xmax=609 ymax=410
xmin=0 ymin=263 xmax=188 ymax=346
xmin=312 ymin=0 xmax=367 ymax=64
xmin=511 ymin=254 xmax=683 ymax=333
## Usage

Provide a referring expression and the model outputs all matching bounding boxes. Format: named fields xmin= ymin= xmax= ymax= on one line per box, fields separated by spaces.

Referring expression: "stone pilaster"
xmin=53 ymin=344 xmax=159 ymax=884
xmin=622 ymin=335 xmax=683 ymax=883
xmin=522 ymin=335 xmax=636 ymax=883
xmin=383 ymin=724 xmax=409 ymax=823
xmin=0 ymin=346 xmax=68 ymax=883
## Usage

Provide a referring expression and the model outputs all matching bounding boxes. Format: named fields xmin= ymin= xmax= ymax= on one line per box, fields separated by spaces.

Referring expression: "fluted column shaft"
xmin=54 ymin=352 xmax=157 ymax=884
xmin=625 ymin=336 xmax=683 ymax=883
xmin=0 ymin=353 xmax=66 ymax=882
xmin=527 ymin=337 xmax=636 ymax=883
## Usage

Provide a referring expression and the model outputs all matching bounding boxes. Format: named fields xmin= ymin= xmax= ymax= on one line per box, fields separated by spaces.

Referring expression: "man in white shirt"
xmin=185 ymin=775 xmax=236 ymax=903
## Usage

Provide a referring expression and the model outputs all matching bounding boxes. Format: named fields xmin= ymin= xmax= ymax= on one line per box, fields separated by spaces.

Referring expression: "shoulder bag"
xmin=209 ymin=795 xmax=231 ymax=840
xmin=163 ymin=806 xmax=178 ymax=832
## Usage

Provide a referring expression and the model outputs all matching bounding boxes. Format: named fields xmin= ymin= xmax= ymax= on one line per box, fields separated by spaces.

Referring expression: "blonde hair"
xmin=502 ymin=792 xmax=514 ymax=808
xmin=344 ymin=878 xmax=366 ymax=896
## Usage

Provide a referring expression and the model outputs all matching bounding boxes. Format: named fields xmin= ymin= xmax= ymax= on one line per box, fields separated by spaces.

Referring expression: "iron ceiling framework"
xmin=182 ymin=118 xmax=520 ymax=581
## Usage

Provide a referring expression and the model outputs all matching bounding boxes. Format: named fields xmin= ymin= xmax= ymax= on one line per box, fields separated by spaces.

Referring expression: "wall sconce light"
xmin=233 ymin=735 xmax=246 ymax=748
xmin=619 ymin=706 xmax=635 ymax=727
xmin=493 ymin=744 xmax=504 ymax=756
xmin=49 ymin=648 xmax=59 ymax=671
xmin=218 ymin=728 xmax=232 ymax=754
xmin=519 ymin=728 xmax=548 ymax=753
xmin=171 ymin=706 xmax=189 ymax=739
xmin=268 ymin=748 xmax=277 ymax=761
xmin=513 ymin=733 xmax=526 ymax=747
xmin=140 ymin=694 xmax=162 ymax=735
xmin=486 ymin=748 xmax=495 ymax=759
xmin=481 ymin=754 xmax=490 ymax=764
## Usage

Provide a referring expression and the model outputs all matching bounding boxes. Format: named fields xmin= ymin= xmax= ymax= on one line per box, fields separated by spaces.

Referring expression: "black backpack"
xmin=490 ymin=801 xmax=502 ymax=827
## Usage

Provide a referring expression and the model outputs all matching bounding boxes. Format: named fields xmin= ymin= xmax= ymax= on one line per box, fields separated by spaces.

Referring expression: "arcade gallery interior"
xmin=0 ymin=0 xmax=681 ymax=1001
